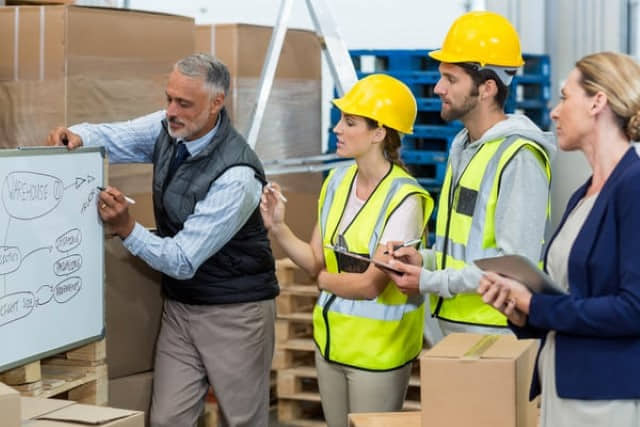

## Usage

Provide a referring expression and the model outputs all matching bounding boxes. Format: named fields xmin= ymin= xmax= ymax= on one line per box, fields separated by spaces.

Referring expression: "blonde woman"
xmin=479 ymin=52 xmax=640 ymax=426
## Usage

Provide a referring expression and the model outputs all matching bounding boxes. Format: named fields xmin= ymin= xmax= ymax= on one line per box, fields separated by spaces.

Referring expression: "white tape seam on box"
xmin=40 ymin=6 xmax=45 ymax=81
xmin=13 ymin=7 xmax=19 ymax=80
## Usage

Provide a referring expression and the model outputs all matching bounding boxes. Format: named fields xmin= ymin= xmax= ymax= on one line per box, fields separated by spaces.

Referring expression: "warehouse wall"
xmin=489 ymin=0 xmax=629 ymax=228
xmin=486 ymin=0 xmax=546 ymax=54
xmin=544 ymin=0 xmax=628 ymax=226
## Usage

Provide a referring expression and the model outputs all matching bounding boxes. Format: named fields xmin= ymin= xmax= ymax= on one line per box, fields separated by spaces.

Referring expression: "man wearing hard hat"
xmin=385 ymin=11 xmax=556 ymax=340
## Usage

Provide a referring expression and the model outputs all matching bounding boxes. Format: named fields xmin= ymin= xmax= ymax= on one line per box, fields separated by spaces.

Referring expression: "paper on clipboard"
xmin=325 ymin=244 xmax=404 ymax=274
xmin=474 ymin=254 xmax=567 ymax=295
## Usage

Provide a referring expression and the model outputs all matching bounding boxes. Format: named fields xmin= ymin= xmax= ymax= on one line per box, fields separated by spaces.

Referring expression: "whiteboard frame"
xmin=0 ymin=146 xmax=106 ymax=372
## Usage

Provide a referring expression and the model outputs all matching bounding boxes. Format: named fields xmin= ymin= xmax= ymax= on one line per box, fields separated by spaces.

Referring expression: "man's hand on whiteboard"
xmin=47 ymin=127 xmax=83 ymax=150
xmin=98 ymin=186 xmax=135 ymax=239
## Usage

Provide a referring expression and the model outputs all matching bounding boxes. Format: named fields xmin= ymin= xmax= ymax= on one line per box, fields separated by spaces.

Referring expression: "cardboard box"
xmin=0 ymin=5 xmax=193 ymax=147
xmin=196 ymin=24 xmax=322 ymax=193
xmin=105 ymin=238 xmax=163 ymax=379
xmin=7 ymin=0 xmax=74 ymax=4
xmin=348 ymin=411 xmax=420 ymax=427
xmin=108 ymin=164 xmax=156 ymax=229
xmin=109 ymin=371 xmax=153 ymax=427
xmin=21 ymin=396 xmax=143 ymax=426
xmin=267 ymin=172 xmax=322 ymax=260
xmin=420 ymin=333 xmax=539 ymax=427
xmin=0 ymin=382 xmax=20 ymax=427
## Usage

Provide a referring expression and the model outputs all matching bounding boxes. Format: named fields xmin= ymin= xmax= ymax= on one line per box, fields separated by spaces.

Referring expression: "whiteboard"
xmin=0 ymin=147 xmax=105 ymax=372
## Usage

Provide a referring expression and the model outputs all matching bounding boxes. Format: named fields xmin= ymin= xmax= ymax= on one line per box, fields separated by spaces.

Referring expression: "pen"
xmin=267 ymin=182 xmax=288 ymax=203
xmin=96 ymin=186 xmax=136 ymax=205
xmin=383 ymin=238 xmax=421 ymax=255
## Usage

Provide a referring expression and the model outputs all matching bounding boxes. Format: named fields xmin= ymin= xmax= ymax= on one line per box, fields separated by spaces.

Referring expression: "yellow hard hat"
xmin=429 ymin=11 xmax=524 ymax=67
xmin=332 ymin=74 xmax=417 ymax=134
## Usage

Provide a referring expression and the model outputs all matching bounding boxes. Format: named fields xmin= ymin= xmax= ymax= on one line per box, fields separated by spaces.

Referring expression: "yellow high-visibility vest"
xmin=431 ymin=135 xmax=551 ymax=326
xmin=314 ymin=164 xmax=433 ymax=370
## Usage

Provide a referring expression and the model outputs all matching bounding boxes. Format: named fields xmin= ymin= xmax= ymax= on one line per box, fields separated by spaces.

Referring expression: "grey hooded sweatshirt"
xmin=419 ymin=114 xmax=557 ymax=334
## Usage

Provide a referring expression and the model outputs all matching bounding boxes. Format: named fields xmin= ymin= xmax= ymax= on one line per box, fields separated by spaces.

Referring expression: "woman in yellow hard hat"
xmin=261 ymin=74 xmax=434 ymax=426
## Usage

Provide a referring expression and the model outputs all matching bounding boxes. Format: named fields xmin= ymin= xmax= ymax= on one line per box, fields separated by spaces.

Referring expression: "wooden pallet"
xmin=0 ymin=339 xmax=108 ymax=405
xmin=273 ymin=338 xmax=316 ymax=370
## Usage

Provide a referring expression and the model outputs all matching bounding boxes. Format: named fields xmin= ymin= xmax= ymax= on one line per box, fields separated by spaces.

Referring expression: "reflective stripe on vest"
xmin=314 ymin=164 xmax=434 ymax=370
xmin=432 ymin=135 xmax=551 ymax=327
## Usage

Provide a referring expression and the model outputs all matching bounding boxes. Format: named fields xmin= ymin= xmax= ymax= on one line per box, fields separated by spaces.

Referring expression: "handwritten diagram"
xmin=0 ymin=171 xmax=97 ymax=327
xmin=0 ymin=148 xmax=104 ymax=371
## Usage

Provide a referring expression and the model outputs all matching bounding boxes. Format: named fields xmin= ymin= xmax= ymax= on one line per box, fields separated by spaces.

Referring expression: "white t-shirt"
xmin=337 ymin=174 xmax=424 ymax=248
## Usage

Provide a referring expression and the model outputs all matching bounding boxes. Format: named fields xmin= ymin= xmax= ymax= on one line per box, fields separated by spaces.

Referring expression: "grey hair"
xmin=174 ymin=53 xmax=230 ymax=96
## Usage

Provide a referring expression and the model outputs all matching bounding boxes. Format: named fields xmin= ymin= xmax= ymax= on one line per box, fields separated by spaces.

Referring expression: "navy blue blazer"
xmin=514 ymin=147 xmax=640 ymax=400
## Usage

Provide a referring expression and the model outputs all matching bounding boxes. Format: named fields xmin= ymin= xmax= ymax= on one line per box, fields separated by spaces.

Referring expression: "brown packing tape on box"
xmin=348 ymin=411 xmax=420 ymax=427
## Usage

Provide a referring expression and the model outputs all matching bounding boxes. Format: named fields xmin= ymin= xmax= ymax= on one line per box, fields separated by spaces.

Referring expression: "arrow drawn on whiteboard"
xmin=63 ymin=175 xmax=95 ymax=190
xmin=22 ymin=246 xmax=53 ymax=263
xmin=64 ymin=177 xmax=86 ymax=190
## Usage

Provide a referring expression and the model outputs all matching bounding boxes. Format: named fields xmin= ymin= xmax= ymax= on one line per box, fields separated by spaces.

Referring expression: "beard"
xmin=166 ymin=107 xmax=211 ymax=140
xmin=440 ymin=93 xmax=479 ymax=122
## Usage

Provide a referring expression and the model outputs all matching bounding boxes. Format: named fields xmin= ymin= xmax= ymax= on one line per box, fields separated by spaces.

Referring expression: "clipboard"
xmin=474 ymin=254 xmax=567 ymax=295
xmin=325 ymin=245 xmax=404 ymax=274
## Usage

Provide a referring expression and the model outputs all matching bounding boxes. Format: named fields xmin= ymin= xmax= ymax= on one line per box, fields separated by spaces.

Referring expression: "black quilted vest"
xmin=151 ymin=108 xmax=278 ymax=304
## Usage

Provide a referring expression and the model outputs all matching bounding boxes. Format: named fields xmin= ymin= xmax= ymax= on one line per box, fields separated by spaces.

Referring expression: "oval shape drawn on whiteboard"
xmin=0 ymin=246 xmax=21 ymax=275
xmin=54 ymin=276 xmax=82 ymax=304
xmin=36 ymin=284 xmax=53 ymax=306
xmin=53 ymin=254 xmax=82 ymax=276
xmin=1 ymin=172 xmax=64 ymax=220
xmin=55 ymin=228 xmax=82 ymax=253
xmin=0 ymin=291 xmax=35 ymax=327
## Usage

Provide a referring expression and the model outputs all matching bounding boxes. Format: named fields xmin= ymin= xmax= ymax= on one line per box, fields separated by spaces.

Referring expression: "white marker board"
xmin=0 ymin=147 xmax=105 ymax=371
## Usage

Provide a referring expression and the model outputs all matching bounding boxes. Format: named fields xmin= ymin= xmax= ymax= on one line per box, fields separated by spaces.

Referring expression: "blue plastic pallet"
xmin=520 ymin=54 xmax=551 ymax=77
xmin=402 ymin=149 xmax=448 ymax=165
xmin=403 ymin=134 xmax=455 ymax=152
xmin=350 ymin=49 xmax=439 ymax=72
xmin=405 ymin=160 xmax=447 ymax=187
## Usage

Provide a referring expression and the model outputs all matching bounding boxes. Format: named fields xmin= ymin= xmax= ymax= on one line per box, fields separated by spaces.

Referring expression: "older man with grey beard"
xmin=47 ymin=53 xmax=279 ymax=427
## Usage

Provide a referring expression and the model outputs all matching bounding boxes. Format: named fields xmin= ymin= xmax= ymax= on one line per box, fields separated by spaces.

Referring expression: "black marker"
xmin=96 ymin=186 xmax=136 ymax=205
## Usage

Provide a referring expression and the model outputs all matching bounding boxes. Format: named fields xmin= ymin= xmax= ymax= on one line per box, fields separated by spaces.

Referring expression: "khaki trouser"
xmin=314 ymin=350 xmax=412 ymax=427
xmin=150 ymin=298 xmax=275 ymax=427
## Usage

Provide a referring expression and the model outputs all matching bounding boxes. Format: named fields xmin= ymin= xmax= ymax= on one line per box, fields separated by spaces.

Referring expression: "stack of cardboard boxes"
xmin=195 ymin=23 xmax=325 ymax=258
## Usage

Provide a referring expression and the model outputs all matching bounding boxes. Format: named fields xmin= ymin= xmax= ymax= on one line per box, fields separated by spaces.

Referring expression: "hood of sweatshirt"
xmin=449 ymin=113 xmax=557 ymax=161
